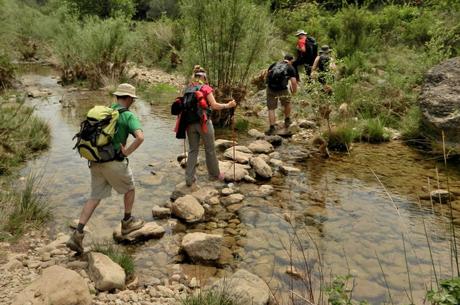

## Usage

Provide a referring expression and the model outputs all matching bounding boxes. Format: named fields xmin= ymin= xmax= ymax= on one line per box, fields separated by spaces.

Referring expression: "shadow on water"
xmin=19 ymin=65 xmax=460 ymax=304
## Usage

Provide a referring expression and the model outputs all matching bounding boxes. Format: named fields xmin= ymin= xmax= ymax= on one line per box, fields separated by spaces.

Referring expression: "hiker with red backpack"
xmin=265 ymin=54 xmax=298 ymax=135
xmin=67 ymin=83 xmax=145 ymax=254
xmin=172 ymin=65 xmax=236 ymax=187
xmin=292 ymin=30 xmax=318 ymax=82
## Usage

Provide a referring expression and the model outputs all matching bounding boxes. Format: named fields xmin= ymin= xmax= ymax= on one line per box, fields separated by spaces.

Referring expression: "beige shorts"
xmin=267 ymin=88 xmax=291 ymax=110
xmin=89 ymin=159 xmax=135 ymax=199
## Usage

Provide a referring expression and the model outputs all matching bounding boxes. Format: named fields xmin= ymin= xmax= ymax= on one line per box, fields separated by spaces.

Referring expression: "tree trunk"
xmin=211 ymin=85 xmax=247 ymax=128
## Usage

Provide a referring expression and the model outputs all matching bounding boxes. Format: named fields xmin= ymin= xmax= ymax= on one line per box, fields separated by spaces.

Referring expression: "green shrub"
xmin=358 ymin=117 xmax=390 ymax=143
xmin=324 ymin=122 xmax=358 ymax=152
xmin=181 ymin=0 xmax=272 ymax=88
xmin=400 ymin=105 xmax=422 ymax=140
xmin=0 ymin=53 xmax=15 ymax=90
xmin=54 ymin=17 xmax=135 ymax=88
xmin=0 ymin=173 xmax=52 ymax=240
xmin=427 ymin=277 xmax=460 ymax=305
xmin=91 ymin=241 xmax=135 ymax=278
xmin=181 ymin=289 xmax=240 ymax=305
xmin=66 ymin=0 xmax=135 ymax=19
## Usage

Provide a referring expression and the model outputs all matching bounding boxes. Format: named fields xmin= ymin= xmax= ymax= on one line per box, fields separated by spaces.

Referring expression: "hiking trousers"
xmin=185 ymin=121 xmax=220 ymax=186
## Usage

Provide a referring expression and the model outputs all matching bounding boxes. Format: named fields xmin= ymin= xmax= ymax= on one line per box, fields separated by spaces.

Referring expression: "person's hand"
xmin=120 ymin=144 xmax=129 ymax=157
xmin=227 ymin=100 xmax=237 ymax=108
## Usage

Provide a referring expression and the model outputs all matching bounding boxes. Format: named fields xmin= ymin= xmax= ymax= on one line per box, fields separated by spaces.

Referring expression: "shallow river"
xmin=19 ymin=65 xmax=460 ymax=304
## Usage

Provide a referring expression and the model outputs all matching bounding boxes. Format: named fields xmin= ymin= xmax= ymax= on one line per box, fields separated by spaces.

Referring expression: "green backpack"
xmin=73 ymin=106 xmax=128 ymax=162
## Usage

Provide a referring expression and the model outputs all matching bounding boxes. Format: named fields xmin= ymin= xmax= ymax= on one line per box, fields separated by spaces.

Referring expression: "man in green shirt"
xmin=67 ymin=83 xmax=145 ymax=254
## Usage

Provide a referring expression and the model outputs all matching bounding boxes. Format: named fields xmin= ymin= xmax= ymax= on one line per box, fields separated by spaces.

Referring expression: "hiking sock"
xmin=76 ymin=223 xmax=85 ymax=233
xmin=123 ymin=213 xmax=132 ymax=221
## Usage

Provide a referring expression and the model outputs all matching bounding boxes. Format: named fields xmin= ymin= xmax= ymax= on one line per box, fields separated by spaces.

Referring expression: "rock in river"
xmin=181 ymin=232 xmax=223 ymax=261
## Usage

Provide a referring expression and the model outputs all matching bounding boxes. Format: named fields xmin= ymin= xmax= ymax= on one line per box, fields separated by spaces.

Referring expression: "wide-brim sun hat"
xmin=319 ymin=45 xmax=331 ymax=54
xmin=295 ymin=30 xmax=307 ymax=36
xmin=113 ymin=83 xmax=138 ymax=98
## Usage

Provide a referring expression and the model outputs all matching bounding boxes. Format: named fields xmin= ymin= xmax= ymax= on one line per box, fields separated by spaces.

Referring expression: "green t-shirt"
xmin=111 ymin=104 xmax=143 ymax=151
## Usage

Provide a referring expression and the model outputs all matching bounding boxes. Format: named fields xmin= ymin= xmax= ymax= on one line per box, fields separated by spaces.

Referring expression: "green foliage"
xmin=400 ymin=105 xmax=422 ymax=140
xmin=66 ymin=0 xmax=135 ymax=19
xmin=427 ymin=277 xmax=460 ymax=305
xmin=358 ymin=117 xmax=390 ymax=143
xmin=0 ymin=173 xmax=52 ymax=240
xmin=137 ymin=82 xmax=178 ymax=102
xmin=0 ymin=53 xmax=15 ymax=90
xmin=133 ymin=0 xmax=179 ymax=20
xmin=324 ymin=122 xmax=358 ymax=152
xmin=181 ymin=0 xmax=272 ymax=88
xmin=181 ymin=289 xmax=240 ymax=305
xmin=325 ymin=274 xmax=370 ymax=305
xmin=53 ymin=17 xmax=135 ymax=88
xmin=0 ymin=98 xmax=50 ymax=175
xmin=91 ymin=241 xmax=135 ymax=277
xmin=134 ymin=16 xmax=183 ymax=67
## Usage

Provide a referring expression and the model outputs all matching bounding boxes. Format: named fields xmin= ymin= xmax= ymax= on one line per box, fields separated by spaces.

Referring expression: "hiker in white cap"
xmin=292 ymin=30 xmax=318 ymax=82
xmin=66 ymin=83 xmax=145 ymax=254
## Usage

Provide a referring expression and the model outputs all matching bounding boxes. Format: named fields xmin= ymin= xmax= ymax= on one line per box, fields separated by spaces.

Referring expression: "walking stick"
xmin=183 ymin=138 xmax=187 ymax=164
xmin=232 ymin=112 xmax=236 ymax=182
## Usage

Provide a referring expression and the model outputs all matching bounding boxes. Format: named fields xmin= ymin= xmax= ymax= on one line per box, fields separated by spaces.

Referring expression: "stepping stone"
xmin=152 ymin=205 xmax=171 ymax=219
xmin=113 ymin=222 xmax=165 ymax=243
xmin=280 ymin=165 xmax=301 ymax=175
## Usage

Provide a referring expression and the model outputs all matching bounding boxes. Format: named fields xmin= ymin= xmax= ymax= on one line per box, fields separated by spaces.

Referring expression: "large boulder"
xmin=171 ymin=195 xmax=204 ymax=223
xmin=170 ymin=182 xmax=200 ymax=201
xmin=113 ymin=222 xmax=165 ymax=243
xmin=181 ymin=232 xmax=223 ymax=261
xmin=12 ymin=265 xmax=91 ymax=305
xmin=220 ymin=193 xmax=245 ymax=206
xmin=88 ymin=252 xmax=126 ymax=291
xmin=248 ymin=140 xmax=274 ymax=154
xmin=419 ymin=57 xmax=460 ymax=153
xmin=191 ymin=186 xmax=219 ymax=204
xmin=209 ymin=269 xmax=270 ymax=305
xmin=250 ymin=157 xmax=272 ymax=179
xmin=248 ymin=129 xmax=265 ymax=139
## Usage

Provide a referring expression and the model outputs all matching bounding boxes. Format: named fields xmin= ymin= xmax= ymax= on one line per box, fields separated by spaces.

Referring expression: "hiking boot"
xmin=121 ymin=216 xmax=145 ymax=235
xmin=284 ymin=117 xmax=292 ymax=128
xmin=265 ymin=125 xmax=276 ymax=135
xmin=66 ymin=230 xmax=85 ymax=254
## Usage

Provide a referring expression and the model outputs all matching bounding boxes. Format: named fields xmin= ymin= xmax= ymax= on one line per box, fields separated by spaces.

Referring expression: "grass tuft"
xmin=181 ymin=289 xmax=240 ymax=305
xmin=91 ymin=241 xmax=135 ymax=278
xmin=324 ymin=123 xmax=358 ymax=152
xmin=359 ymin=117 xmax=390 ymax=143
xmin=0 ymin=173 xmax=52 ymax=240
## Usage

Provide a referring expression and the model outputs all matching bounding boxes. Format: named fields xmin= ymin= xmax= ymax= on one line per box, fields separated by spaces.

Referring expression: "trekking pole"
xmin=232 ymin=113 xmax=236 ymax=182
xmin=183 ymin=138 xmax=187 ymax=164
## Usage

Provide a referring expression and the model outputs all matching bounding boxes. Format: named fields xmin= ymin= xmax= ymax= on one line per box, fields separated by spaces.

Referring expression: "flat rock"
xmin=298 ymin=119 xmax=317 ymax=129
xmin=431 ymin=189 xmax=454 ymax=204
xmin=181 ymin=232 xmax=223 ymax=261
xmin=113 ymin=222 xmax=165 ymax=243
xmin=280 ymin=165 xmax=301 ymax=175
xmin=248 ymin=140 xmax=274 ymax=154
xmin=264 ymin=135 xmax=283 ymax=147
xmin=248 ymin=129 xmax=265 ymax=139
xmin=191 ymin=186 xmax=219 ymax=203
xmin=248 ymin=185 xmax=274 ymax=198
xmin=209 ymin=269 xmax=270 ymax=305
xmin=151 ymin=205 xmax=171 ymax=219
xmin=250 ymin=157 xmax=273 ymax=179
xmin=12 ymin=265 xmax=91 ymax=305
xmin=269 ymin=159 xmax=284 ymax=167
xmin=224 ymin=149 xmax=252 ymax=164
xmin=220 ymin=193 xmax=245 ymax=206
xmin=221 ymin=188 xmax=235 ymax=196
xmin=171 ymin=195 xmax=204 ymax=223
xmin=170 ymin=182 xmax=200 ymax=201
xmin=215 ymin=139 xmax=235 ymax=151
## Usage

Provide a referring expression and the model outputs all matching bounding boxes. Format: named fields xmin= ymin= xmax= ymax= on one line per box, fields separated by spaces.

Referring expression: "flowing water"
xmin=18 ymin=65 xmax=460 ymax=304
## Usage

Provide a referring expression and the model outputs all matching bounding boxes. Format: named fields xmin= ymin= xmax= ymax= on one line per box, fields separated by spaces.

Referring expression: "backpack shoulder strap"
xmin=117 ymin=108 xmax=130 ymax=114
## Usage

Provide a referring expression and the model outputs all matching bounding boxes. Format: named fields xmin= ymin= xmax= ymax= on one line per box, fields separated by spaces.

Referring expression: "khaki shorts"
xmin=267 ymin=88 xmax=291 ymax=110
xmin=89 ymin=159 xmax=134 ymax=199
